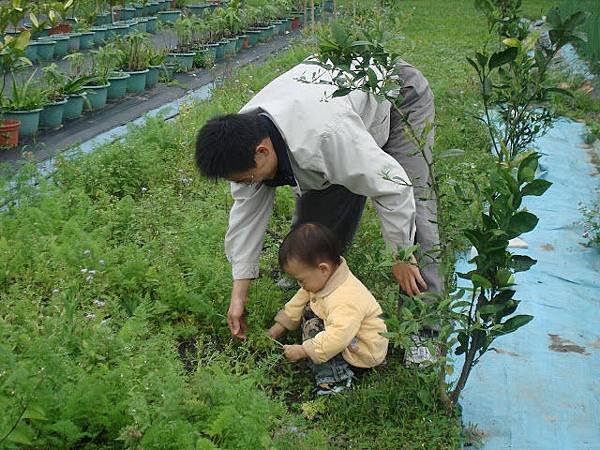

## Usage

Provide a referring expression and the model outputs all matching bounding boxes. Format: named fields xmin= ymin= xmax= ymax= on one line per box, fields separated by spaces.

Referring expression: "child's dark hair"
xmin=279 ymin=223 xmax=342 ymax=269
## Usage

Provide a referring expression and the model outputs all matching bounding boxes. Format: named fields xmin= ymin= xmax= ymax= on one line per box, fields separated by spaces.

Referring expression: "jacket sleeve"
xmin=225 ymin=182 xmax=276 ymax=280
xmin=274 ymin=288 xmax=310 ymax=331
xmin=302 ymin=302 xmax=363 ymax=364
xmin=317 ymin=110 xmax=416 ymax=251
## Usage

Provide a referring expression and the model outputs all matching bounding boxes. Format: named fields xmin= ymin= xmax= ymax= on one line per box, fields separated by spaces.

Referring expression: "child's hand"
xmin=268 ymin=322 xmax=286 ymax=339
xmin=283 ymin=344 xmax=307 ymax=362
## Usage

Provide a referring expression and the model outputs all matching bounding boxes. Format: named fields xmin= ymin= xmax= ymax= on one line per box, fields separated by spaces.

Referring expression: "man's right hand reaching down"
xmin=228 ymin=279 xmax=252 ymax=338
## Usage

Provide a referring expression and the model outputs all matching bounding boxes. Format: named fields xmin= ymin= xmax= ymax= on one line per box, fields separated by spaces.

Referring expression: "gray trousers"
xmin=293 ymin=61 xmax=442 ymax=294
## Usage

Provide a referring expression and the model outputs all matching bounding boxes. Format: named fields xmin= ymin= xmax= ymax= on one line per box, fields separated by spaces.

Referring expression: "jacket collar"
xmin=314 ymin=257 xmax=350 ymax=298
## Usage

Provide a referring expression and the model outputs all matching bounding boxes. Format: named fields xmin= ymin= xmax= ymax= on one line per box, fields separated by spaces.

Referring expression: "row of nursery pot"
xmin=166 ymin=15 xmax=297 ymax=73
xmin=0 ymin=35 xmax=170 ymax=146
xmin=22 ymin=17 xmax=160 ymax=65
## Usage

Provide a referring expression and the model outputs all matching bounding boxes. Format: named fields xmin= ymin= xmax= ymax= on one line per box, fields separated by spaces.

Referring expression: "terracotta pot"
xmin=0 ymin=119 xmax=20 ymax=148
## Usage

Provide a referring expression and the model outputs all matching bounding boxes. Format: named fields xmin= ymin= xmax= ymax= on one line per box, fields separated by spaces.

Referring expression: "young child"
xmin=268 ymin=223 xmax=388 ymax=395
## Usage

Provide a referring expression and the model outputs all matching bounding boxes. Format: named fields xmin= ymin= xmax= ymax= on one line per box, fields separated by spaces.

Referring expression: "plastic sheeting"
xmin=457 ymin=118 xmax=600 ymax=449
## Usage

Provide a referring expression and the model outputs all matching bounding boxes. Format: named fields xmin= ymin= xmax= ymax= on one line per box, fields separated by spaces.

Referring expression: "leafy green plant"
xmin=116 ymin=32 xmax=152 ymax=71
xmin=2 ymin=71 xmax=48 ymax=112
xmin=41 ymin=63 xmax=99 ymax=96
xmin=306 ymin=4 xmax=585 ymax=409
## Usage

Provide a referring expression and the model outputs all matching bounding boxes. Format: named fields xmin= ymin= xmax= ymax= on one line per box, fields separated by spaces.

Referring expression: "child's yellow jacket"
xmin=275 ymin=258 xmax=388 ymax=368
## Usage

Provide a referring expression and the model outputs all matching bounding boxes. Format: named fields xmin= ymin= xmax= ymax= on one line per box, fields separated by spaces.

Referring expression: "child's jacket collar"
xmin=313 ymin=257 xmax=350 ymax=298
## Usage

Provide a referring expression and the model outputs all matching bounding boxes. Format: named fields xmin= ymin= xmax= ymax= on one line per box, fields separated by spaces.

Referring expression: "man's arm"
xmin=317 ymin=111 xmax=424 ymax=294
xmin=225 ymin=182 xmax=276 ymax=337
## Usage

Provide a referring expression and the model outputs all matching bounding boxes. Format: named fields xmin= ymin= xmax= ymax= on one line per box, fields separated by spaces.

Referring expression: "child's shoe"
xmin=315 ymin=377 xmax=353 ymax=396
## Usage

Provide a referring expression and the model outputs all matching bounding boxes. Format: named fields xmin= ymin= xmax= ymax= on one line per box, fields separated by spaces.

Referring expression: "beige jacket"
xmin=275 ymin=258 xmax=388 ymax=368
xmin=226 ymin=61 xmax=416 ymax=280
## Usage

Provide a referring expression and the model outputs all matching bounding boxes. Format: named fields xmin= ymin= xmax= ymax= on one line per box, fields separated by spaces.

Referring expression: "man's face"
xmin=227 ymin=138 xmax=278 ymax=185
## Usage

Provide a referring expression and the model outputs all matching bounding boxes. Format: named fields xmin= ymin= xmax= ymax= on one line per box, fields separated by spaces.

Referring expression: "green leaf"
xmin=502 ymin=37 xmax=521 ymax=47
xmin=544 ymin=87 xmax=573 ymax=98
xmin=6 ymin=424 xmax=34 ymax=445
xmin=508 ymin=211 xmax=539 ymax=235
xmin=492 ymin=289 xmax=515 ymax=303
xmin=479 ymin=303 xmax=506 ymax=314
xmin=332 ymin=87 xmax=352 ymax=98
xmin=488 ymin=47 xmax=518 ymax=70
xmin=517 ymin=153 xmax=540 ymax=184
xmin=564 ymin=11 xmax=589 ymax=30
xmin=500 ymin=314 xmax=533 ymax=334
xmin=521 ymin=179 xmax=552 ymax=196
xmin=466 ymin=57 xmax=480 ymax=75
xmin=23 ymin=405 xmax=47 ymax=421
xmin=510 ymin=255 xmax=537 ymax=273
xmin=437 ymin=148 xmax=465 ymax=159
xmin=471 ymin=273 xmax=492 ymax=289
xmin=476 ymin=52 xmax=488 ymax=68
xmin=14 ymin=30 xmax=31 ymax=51
xmin=546 ymin=7 xmax=562 ymax=28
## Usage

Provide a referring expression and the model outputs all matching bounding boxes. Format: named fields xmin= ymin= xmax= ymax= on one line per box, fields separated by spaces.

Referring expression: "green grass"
xmin=2 ymin=0 xmax=584 ymax=448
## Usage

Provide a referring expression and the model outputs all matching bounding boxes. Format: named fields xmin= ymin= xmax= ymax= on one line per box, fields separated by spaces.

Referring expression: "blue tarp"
xmin=458 ymin=118 xmax=600 ymax=449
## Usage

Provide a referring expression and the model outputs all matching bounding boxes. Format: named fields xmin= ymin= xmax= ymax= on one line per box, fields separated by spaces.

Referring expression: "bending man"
xmin=195 ymin=59 xmax=440 ymax=338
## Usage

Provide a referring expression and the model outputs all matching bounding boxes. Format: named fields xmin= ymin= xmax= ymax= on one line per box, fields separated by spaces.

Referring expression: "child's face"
xmin=283 ymin=258 xmax=335 ymax=293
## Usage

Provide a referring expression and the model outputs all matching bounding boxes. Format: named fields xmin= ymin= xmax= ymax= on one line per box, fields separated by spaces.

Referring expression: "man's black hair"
xmin=279 ymin=223 xmax=342 ymax=269
xmin=195 ymin=112 xmax=269 ymax=179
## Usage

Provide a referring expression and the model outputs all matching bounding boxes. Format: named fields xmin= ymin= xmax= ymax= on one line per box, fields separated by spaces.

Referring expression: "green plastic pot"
xmin=126 ymin=69 xmax=149 ymax=93
xmin=90 ymin=27 xmax=107 ymax=44
xmin=157 ymin=10 xmax=182 ymax=23
xmin=214 ymin=41 xmax=226 ymax=61
xmin=2 ymin=109 xmax=42 ymax=137
xmin=146 ymin=65 xmax=160 ymax=88
xmin=107 ymin=72 xmax=131 ymax=100
xmin=118 ymin=7 xmax=136 ymax=20
xmin=25 ymin=42 xmax=39 ymax=64
xmin=134 ymin=4 xmax=145 ymax=17
xmin=64 ymin=94 xmax=86 ymax=120
xmin=94 ymin=12 xmax=112 ymax=26
xmin=112 ymin=24 xmax=130 ymax=38
xmin=225 ymin=38 xmax=236 ymax=56
xmin=40 ymin=98 xmax=67 ymax=129
xmin=166 ymin=52 xmax=195 ymax=72
xmin=234 ymin=35 xmax=243 ymax=52
xmin=79 ymin=31 xmax=95 ymax=49
xmin=67 ymin=32 xmax=82 ymax=52
xmin=34 ymin=39 xmax=56 ymax=61
xmin=41 ymin=34 xmax=69 ymax=58
xmin=83 ymin=84 xmax=109 ymax=111
xmin=145 ymin=17 xmax=158 ymax=33
xmin=148 ymin=1 xmax=160 ymax=14
xmin=187 ymin=4 xmax=210 ymax=16
xmin=246 ymin=30 xmax=260 ymax=47
xmin=135 ymin=19 xmax=148 ymax=33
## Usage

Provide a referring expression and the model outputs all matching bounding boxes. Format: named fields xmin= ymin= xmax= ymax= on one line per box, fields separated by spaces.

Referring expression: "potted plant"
xmin=116 ymin=32 xmax=151 ymax=93
xmin=39 ymin=65 xmax=70 ymax=129
xmin=2 ymin=71 xmax=47 ymax=137
xmin=90 ymin=45 xmax=129 ymax=101
xmin=0 ymin=29 xmax=32 ymax=147
xmin=146 ymin=46 xmax=167 ymax=89
xmin=56 ymin=53 xmax=97 ymax=120
xmin=167 ymin=17 xmax=195 ymax=71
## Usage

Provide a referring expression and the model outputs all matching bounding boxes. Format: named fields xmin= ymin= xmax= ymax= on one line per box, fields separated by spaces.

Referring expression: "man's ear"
xmin=255 ymin=137 xmax=272 ymax=158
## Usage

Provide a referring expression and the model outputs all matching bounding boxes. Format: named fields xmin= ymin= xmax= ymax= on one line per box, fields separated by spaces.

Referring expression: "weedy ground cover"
xmin=2 ymin=0 xmax=589 ymax=448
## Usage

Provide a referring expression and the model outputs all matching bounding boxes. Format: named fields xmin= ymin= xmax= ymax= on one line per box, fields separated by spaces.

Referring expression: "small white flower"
xmin=83 ymin=249 xmax=91 ymax=256
xmin=88 ymin=270 xmax=97 ymax=275
xmin=85 ymin=275 xmax=94 ymax=283
xmin=99 ymin=260 xmax=105 ymax=265
xmin=85 ymin=313 xmax=96 ymax=320
xmin=52 ymin=288 xmax=60 ymax=294
xmin=141 ymin=187 xmax=148 ymax=193
xmin=93 ymin=299 xmax=106 ymax=308
xmin=81 ymin=268 xmax=88 ymax=273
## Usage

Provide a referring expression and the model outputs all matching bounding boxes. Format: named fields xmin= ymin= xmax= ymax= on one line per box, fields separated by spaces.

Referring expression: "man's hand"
xmin=283 ymin=344 xmax=307 ymax=362
xmin=268 ymin=322 xmax=286 ymax=339
xmin=228 ymin=296 xmax=247 ymax=339
xmin=392 ymin=256 xmax=428 ymax=296
xmin=228 ymin=279 xmax=252 ymax=339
